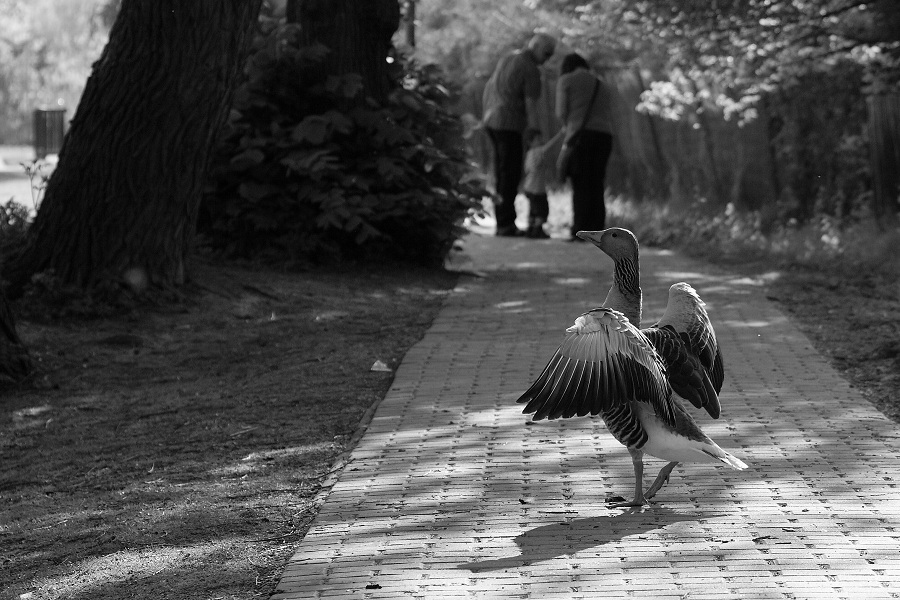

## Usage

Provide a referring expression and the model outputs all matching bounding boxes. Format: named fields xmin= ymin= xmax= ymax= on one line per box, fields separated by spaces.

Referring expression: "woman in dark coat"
xmin=555 ymin=53 xmax=614 ymax=239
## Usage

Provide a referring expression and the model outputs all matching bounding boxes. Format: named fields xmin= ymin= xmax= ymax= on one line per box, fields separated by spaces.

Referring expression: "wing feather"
xmin=563 ymin=360 xmax=591 ymax=417
xmin=534 ymin=357 xmax=573 ymax=420
xmin=589 ymin=352 xmax=603 ymax=415
xmin=520 ymin=352 xmax=560 ymax=415
xmin=644 ymin=326 xmax=721 ymax=419
xmin=518 ymin=308 xmax=675 ymax=427
xmin=548 ymin=358 xmax=579 ymax=419
xmin=654 ymin=283 xmax=725 ymax=410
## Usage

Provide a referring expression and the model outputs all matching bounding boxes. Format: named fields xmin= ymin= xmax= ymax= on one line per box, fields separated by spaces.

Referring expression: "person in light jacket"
xmin=555 ymin=52 xmax=614 ymax=240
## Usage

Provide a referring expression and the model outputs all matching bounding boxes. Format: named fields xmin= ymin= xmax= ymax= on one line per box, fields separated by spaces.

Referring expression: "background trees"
xmin=410 ymin=0 xmax=899 ymax=224
xmin=1 ymin=0 xmax=898 ymax=298
xmin=0 ymin=0 xmax=111 ymax=143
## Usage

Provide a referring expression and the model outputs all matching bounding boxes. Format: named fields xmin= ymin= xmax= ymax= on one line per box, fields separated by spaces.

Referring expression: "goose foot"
xmin=645 ymin=461 xmax=678 ymax=500
xmin=606 ymin=447 xmax=651 ymax=508
xmin=607 ymin=496 xmax=649 ymax=508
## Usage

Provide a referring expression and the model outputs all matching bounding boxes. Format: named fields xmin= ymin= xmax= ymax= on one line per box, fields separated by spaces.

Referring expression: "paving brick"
xmin=271 ymin=232 xmax=900 ymax=599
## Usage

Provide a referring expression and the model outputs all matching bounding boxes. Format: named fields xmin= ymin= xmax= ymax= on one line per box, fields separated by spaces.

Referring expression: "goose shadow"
xmin=459 ymin=507 xmax=700 ymax=572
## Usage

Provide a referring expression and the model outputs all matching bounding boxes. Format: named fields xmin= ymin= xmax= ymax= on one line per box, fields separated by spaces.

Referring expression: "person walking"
xmin=482 ymin=33 xmax=556 ymax=237
xmin=555 ymin=52 xmax=614 ymax=240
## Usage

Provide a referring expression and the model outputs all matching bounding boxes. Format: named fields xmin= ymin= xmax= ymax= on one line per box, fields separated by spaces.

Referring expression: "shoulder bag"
xmin=556 ymin=78 xmax=600 ymax=181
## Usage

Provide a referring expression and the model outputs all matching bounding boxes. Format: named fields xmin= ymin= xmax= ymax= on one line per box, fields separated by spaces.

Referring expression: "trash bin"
xmin=33 ymin=108 xmax=66 ymax=159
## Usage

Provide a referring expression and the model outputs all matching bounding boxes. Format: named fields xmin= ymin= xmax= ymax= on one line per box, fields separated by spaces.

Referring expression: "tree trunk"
xmin=0 ymin=287 xmax=31 ymax=385
xmin=4 ymin=0 xmax=262 ymax=293
xmin=286 ymin=0 xmax=401 ymax=103
xmin=404 ymin=0 xmax=416 ymax=48
xmin=869 ymin=93 xmax=900 ymax=221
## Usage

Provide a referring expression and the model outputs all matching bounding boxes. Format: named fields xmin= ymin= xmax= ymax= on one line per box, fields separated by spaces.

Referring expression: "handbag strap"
xmin=575 ymin=79 xmax=600 ymax=134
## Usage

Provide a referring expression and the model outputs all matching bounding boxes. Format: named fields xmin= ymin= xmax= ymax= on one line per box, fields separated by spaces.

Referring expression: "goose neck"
xmin=605 ymin=256 xmax=642 ymax=325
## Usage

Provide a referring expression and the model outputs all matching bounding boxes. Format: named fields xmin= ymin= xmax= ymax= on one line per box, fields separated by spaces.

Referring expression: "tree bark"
xmin=286 ymin=0 xmax=401 ymax=103
xmin=404 ymin=0 xmax=416 ymax=48
xmin=4 ymin=0 xmax=262 ymax=293
xmin=868 ymin=94 xmax=900 ymax=221
xmin=0 ymin=287 xmax=31 ymax=385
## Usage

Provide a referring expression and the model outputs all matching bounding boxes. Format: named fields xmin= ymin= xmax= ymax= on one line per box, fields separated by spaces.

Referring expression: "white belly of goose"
xmin=631 ymin=402 xmax=728 ymax=464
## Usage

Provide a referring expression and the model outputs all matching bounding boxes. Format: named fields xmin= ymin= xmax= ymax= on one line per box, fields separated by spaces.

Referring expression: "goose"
xmin=517 ymin=227 xmax=746 ymax=507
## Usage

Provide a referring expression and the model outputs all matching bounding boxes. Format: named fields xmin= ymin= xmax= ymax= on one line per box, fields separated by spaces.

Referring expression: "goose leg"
xmin=608 ymin=447 xmax=648 ymax=508
xmin=645 ymin=461 xmax=678 ymax=500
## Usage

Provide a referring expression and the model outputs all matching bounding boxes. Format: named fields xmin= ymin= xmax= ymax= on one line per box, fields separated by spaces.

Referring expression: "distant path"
xmin=272 ymin=230 xmax=900 ymax=599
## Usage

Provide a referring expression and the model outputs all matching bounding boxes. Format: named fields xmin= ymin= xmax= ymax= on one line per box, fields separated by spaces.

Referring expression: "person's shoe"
xmin=496 ymin=226 xmax=524 ymax=237
xmin=527 ymin=227 xmax=551 ymax=239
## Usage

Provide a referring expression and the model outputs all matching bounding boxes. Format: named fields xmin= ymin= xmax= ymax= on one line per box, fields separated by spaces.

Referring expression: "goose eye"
xmin=612 ymin=233 xmax=617 ymax=237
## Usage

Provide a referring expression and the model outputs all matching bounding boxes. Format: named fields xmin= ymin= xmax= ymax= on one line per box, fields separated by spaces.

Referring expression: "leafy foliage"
xmin=0 ymin=199 xmax=31 ymax=263
xmin=202 ymin=20 xmax=484 ymax=266
xmin=617 ymin=0 xmax=900 ymax=110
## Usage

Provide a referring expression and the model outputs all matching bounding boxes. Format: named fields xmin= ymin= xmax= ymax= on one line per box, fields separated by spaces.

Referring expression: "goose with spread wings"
xmin=517 ymin=227 xmax=746 ymax=507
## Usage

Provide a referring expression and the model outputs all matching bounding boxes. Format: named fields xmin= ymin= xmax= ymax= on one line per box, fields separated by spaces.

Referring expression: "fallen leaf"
xmin=370 ymin=360 xmax=392 ymax=372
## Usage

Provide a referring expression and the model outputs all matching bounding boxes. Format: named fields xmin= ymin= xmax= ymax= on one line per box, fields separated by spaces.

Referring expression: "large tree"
xmin=3 ymin=0 xmax=263 ymax=293
xmin=0 ymin=289 xmax=31 ymax=384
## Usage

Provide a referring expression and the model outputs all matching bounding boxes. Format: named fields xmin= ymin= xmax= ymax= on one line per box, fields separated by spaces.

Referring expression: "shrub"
xmin=201 ymin=20 xmax=484 ymax=266
xmin=605 ymin=196 xmax=900 ymax=279
xmin=0 ymin=199 xmax=31 ymax=264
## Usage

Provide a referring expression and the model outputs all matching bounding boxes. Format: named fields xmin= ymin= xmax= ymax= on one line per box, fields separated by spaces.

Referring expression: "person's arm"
xmin=523 ymin=63 xmax=543 ymax=145
xmin=524 ymin=98 xmax=542 ymax=144
xmin=555 ymin=75 xmax=569 ymax=125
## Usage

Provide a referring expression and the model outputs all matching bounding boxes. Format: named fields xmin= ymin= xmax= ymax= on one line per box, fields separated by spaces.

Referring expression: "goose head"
xmin=576 ymin=228 xmax=639 ymax=263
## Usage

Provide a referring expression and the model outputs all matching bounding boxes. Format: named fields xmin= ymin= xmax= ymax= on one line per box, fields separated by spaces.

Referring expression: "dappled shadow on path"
xmin=459 ymin=507 xmax=699 ymax=571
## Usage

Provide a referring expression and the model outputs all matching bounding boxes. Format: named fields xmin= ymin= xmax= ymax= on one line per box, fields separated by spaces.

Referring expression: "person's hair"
xmin=528 ymin=33 xmax=556 ymax=56
xmin=560 ymin=53 xmax=589 ymax=75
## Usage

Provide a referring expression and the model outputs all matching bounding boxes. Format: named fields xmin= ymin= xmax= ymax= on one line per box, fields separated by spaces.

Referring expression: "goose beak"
xmin=575 ymin=230 xmax=605 ymax=247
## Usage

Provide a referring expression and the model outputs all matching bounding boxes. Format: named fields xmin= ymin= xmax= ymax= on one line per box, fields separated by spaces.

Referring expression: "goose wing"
xmin=656 ymin=283 xmax=724 ymax=394
xmin=643 ymin=325 xmax=721 ymax=419
xmin=517 ymin=308 xmax=675 ymax=427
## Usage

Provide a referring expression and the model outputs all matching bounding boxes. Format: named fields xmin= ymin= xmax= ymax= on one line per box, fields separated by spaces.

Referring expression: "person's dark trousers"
xmin=570 ymin=131 xmax=613 ymax=236
xmin=486 ymin=128 xmax=524 ymax=233
xmin=526 ymin=192 xmax=550 ymax=238
xmin=526 ymin=192 xmax=549 ymax=222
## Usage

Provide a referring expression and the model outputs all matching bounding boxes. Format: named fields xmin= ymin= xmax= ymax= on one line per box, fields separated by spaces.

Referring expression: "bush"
xmin=201 ymin=20 xmax=484 ymax=266
xmin=606 ymin=196 xmax=900 ymax=279
xmin=0 ymin=199 xmax=31 ymax=264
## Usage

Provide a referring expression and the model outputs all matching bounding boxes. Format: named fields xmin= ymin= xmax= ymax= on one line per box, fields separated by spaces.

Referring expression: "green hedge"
xmin=201 ymin=21 xmax=484 ymax=266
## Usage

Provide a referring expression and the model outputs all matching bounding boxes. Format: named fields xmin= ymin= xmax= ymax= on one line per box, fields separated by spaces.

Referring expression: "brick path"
xmin=272 ymin=230 xmax=900 ymax=600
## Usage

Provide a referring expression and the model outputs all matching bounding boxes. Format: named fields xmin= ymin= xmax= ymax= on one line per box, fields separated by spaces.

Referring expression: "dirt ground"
xmin=763 ymin=263 xmax=900 ymax=424
xmin=1 ymin=242 xmax=898 ymax=600
xmin=1 ymin=257 xmax=457 ymax=600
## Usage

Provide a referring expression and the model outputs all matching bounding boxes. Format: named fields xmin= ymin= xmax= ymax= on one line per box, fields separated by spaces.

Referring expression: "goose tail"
xmin=702 ymin=445 xmax=748 ymax=470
